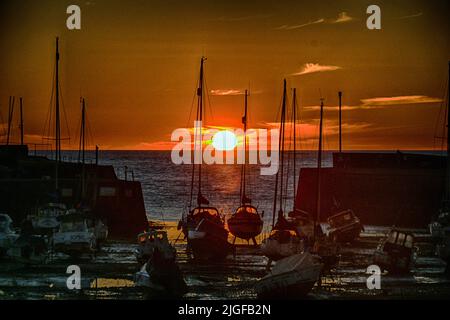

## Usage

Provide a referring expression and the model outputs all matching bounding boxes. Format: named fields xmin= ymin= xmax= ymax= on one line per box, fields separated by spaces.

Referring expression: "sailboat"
xmin=429 ymin=61 xmax=450 ymax=275
xmin=27 ymin=37 xmax=67 ymax=235
xmin=53 ymin=98 xmax=108 ymax=257
xmin=261 ymin=80 xmax=305 ymax=264
xmin=309 ymin=98 xmax=340 ymax=271
xmin=286 ymin=88 xmax=315 ymax=242
xmin=177 ymin=57 xmax=233 ymax=260
xmin=227 ymin=90 xmax=264 ymax=245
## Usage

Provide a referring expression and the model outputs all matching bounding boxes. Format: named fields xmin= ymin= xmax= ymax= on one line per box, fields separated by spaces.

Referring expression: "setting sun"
xmin=212 ymin=130 xmax=238 ymax=151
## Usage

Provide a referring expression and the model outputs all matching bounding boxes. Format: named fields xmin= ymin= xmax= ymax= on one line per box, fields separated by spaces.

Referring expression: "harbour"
xmin=1 ymin=222 xmax=449 ymax=299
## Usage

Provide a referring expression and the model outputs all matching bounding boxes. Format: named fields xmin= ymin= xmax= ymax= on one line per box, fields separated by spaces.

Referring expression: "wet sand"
xmin=1 ymin=222 xmax=449 ymax=300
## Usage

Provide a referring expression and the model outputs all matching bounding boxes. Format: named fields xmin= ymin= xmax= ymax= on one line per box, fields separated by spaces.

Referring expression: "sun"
xmin=212 ymin=130 xmax=237 ymax=151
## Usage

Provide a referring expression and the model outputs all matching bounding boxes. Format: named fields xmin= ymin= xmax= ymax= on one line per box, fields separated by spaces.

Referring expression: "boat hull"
xmin=328 ymin=222 xmax=362 ymax=243
xmin=227 ymin=215 xmax=263 ymax=240
xmin=255 ymin=253 xmax=323 ymax=299
xmin=188 ymin=230 xmax=233 ymax=260
xmin=261 ymin=238 xmax=304 ymax=261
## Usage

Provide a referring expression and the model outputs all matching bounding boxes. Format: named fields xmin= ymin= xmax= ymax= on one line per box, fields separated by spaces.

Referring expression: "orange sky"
xmin=0 ymin=0 xmax=449 ymax=151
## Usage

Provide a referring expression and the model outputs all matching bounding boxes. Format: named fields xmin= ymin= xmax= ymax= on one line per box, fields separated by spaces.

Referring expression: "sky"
xmin=0 ymin=0 xmax=449 ymax=151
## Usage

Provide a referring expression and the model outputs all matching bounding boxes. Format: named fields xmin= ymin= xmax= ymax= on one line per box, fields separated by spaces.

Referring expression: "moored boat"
xmin=28 ymin=202 xmax=67 ymax=235
xmin=373 ymin=228 xmax=417 ymax=274
xmin=261 ymin=82 xmax=305 ymax=264
xmin=135 ymin=227 xmax=176 ymax=266
xmin=178 ymin=57 xmax=233 ymax=261
xmin=327 ymin=209 xmax=362 ymax=243
xmin=228 ymin=90 xmax=264 ymax=245
xmin=52 ymin=212 xmax=103 ymax=257
xmin=255 ymin=252 xmax=323 ymax=299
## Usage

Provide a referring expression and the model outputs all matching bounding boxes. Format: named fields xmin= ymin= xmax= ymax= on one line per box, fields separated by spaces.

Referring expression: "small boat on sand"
xmin=134 ymin=230 xmax=187 ymax=297
xmin=255 ymin=252 xmax=323 ymax=299
xmin=327 ymin=209 xmax=363 ymax=243
xmin=186 ymin=207 xmax=234 ymax=260
xmin=135 ymin=228 xmax=176 ymax=266
xmin=373 ymin=228 xmax=417 ymax=274
xmin=178 ymin=57 xmax=233 ymax=261
xmin=228 ymin=90 xmax=264 ymax=245
xmin=261 ymin=82 xmax=305 ymax=264
xmin=28 ymin=203 xmax=67 ymax=235
xmin=52 ymin=212 xmax=106 ymax=257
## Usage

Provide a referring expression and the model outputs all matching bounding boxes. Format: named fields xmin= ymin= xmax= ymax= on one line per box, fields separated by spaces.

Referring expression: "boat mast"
xmin=241 ymin=89 xmax=249 ymax=205
xmin=6 ymin=96 xmax=14 ymax=145
xmin=197 ymin=57 xmax=206 ymax=207
xmin=338 ymin=91 xmax=342 ymax=153
xmin=78 ymin=98 xmax=86 ymax=164
xmin=292 ymin=88 xmax=297 ymax=211
xmin=314 ymin=98 xmax=324 ymax=240
xmin=55 ymin=37 xmax=61 ymax=192
xmin=79 ymin=98 xmax=86 ymax=200
xmin=19 ymin=97 xmax=24 ymax=145
xmin=446 ymin=61 xmax=450 ymax=205
xmin=272 ymin=79 xmax=287 ymax=226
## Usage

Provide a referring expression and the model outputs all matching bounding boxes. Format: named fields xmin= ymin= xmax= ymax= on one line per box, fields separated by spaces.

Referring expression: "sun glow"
xmin=212 ymin=130 xmax=238 ymax=151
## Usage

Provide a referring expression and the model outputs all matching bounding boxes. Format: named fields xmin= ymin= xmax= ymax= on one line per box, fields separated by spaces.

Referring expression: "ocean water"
xmin=48 ymin=150 xmax=333 ymax=224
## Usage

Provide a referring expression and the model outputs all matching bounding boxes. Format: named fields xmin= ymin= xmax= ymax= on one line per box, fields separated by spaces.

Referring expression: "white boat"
xmin=261 ymin=229 xmax=305 ymax=262
xmin=255 ymin=252 xmax=323 ymax=299
xmin=0 ymin=214 xmax=19 ymax=257
xmin=52 ymin=213 xmax=100 ymax=257
xmin=134 ymin=233 xmax=187 ymax=297
xmin=28 ymin=203 xmax=67 ymax=234
xmin=373 ymin=228 xmax=417 ymax=274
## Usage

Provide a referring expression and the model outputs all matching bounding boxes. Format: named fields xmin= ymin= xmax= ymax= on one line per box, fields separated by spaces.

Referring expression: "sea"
xmin=40 ymin=150 xmax=335 ymax=226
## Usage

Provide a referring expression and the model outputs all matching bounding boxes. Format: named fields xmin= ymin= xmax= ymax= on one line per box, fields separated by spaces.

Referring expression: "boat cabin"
xmin=234 ymin=205 xmax=259 ymax=216
xmin=268 ymin=229 xmax=300 ymax=244
xmin=384 ymin=229 xmax=415 ymax=252
xmin=328 ymin=210 xmax=358 ymax=228
xmin=189 ymin=207 xmax=223 ymax=223
xmin=138 ymin=230 xmax=169 ymax=244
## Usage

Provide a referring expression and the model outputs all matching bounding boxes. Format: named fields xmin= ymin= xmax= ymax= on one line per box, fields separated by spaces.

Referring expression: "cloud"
xmin=397 ymin=12 xmax=423 ymax=20
xmin=210 ymin=89 xmax=262 ymax=96
xmin=331 ymin=12 xmax=354 ymax=23
xmin=301 ymin=95 xmax=443 ymax=112
xmin=361 ymin=95 xmax=442 ymax=106
xmin=210 ymin=89 xmax=244 ymax=96
xmin=275 ymin=12 xmax=354 ymax=30
xmin=291 ymin=63 xmax=342 ymax=76
xmin=275 ymin=18 xmax=324 ymax=30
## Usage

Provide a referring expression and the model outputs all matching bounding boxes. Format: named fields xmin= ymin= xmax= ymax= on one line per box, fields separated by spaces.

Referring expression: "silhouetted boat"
xmin=177 ymin=57 xmax=233 ymax=261
xmin=429 ymin=62 xmax=450 ymax=275
xmin=134 ymin=235 xmax=187 ymax=297
xmin=228 ymin=90 xmax=263 ymax=245
xmin=135 ymin=227 xmax=176 ymax=266
xmin=373 ymin=228 xmax=417 ymax=274
xmin=261 ymin=81 xmax=304 ymax=263
xmin=255 ymin=252 xmax=323 ymax=299
xmin=308 ymin=97 xmax=340 ymax=272
xmin=327 ymin=209 xmax=362 ymax=243
xmin=0 ymin=38 xmax=147 ymax=240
